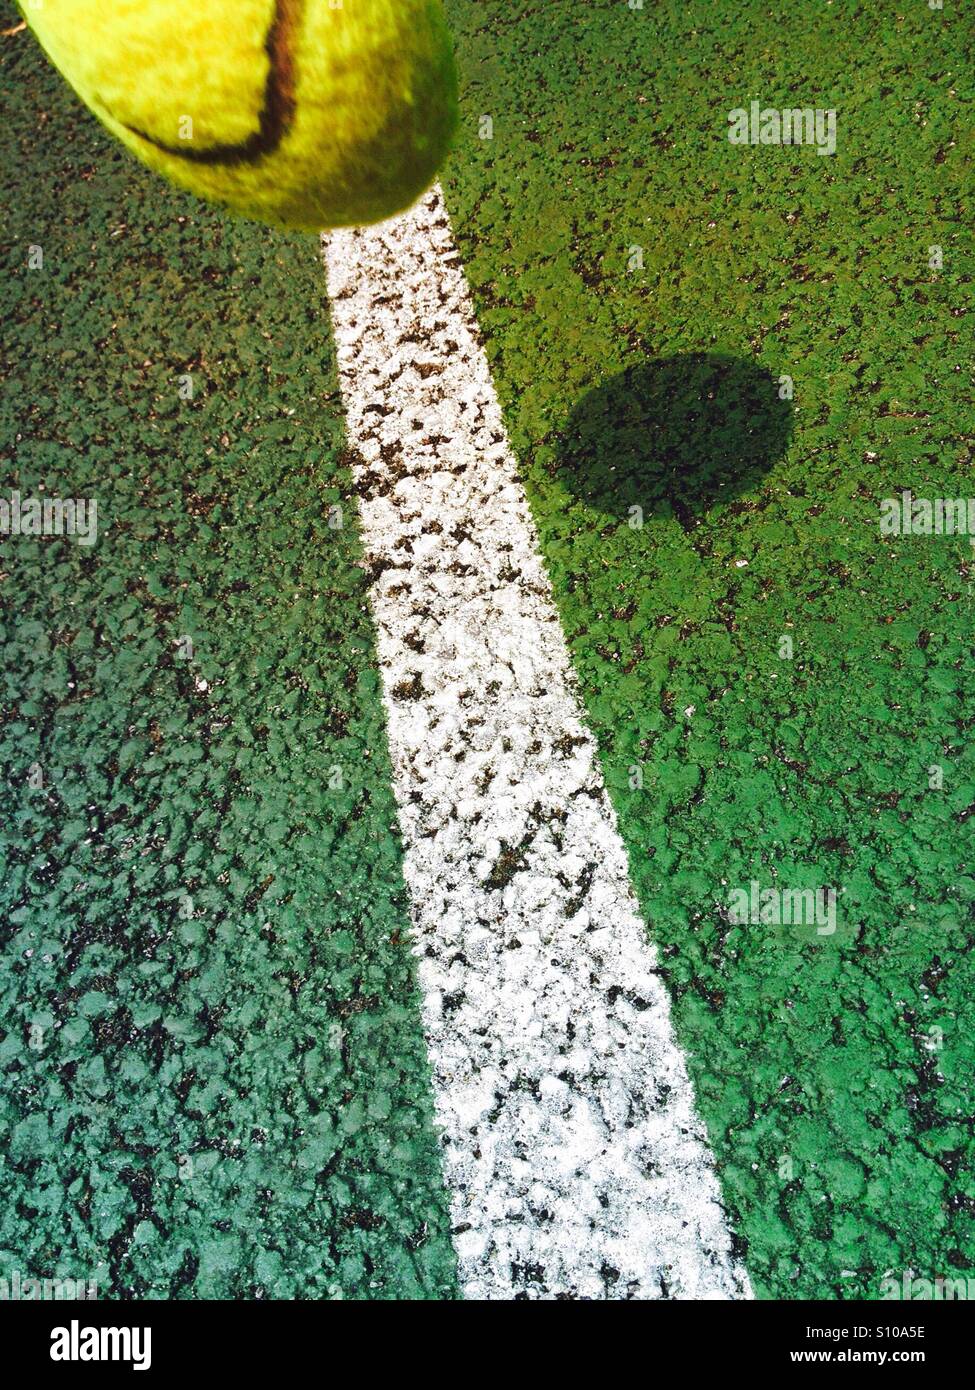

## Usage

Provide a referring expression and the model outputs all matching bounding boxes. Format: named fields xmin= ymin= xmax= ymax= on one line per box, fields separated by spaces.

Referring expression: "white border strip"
xmin=323 ymin=187 xmax=751 ymax=1300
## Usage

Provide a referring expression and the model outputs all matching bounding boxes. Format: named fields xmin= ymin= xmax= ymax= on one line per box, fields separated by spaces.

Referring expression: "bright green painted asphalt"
xmin=1 ymin=0 xmax=973 ymax=1300
xmin=441 ymin=0 xmax=974 ymax=1297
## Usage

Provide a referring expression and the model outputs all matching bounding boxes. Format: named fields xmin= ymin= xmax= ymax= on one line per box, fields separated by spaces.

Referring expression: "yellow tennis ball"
xmin=24 ymin=0 xmax=457 ymax=231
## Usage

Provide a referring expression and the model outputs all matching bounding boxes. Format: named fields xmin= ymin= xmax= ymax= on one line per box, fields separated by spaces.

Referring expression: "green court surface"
xmin=442 ymin=0 xmax=974 ymax=1297
xmin=0 ymin=8 xmax=456 ymax=1299
xmin=2 ymin=0 xmax=974 ymax=1300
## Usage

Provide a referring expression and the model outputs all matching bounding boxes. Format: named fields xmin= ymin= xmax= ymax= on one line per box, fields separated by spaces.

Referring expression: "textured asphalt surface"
xmin=2 ymin=7 xmax=456 ymax=1299
xmin=2 ymin=0 xmax=974 ymax=1299
xmin=442 ymin=0 xmax=974 ymax=1298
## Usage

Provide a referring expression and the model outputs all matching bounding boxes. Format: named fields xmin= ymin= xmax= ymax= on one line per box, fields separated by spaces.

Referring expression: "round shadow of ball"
xmin=554 ymin=353 xmax=793 ymax=524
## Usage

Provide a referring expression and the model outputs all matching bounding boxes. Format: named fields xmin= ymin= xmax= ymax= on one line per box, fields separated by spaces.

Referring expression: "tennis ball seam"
xmin=120 ymin=0 xmax=301 ymax=168
xmin=26 ymin=0 xmax=459 ymax=231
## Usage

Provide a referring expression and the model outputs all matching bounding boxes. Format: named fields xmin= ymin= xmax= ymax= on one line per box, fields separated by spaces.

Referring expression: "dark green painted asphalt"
xmin=0 ymin=8 xmax=456 ymax=1299
xmin=442 ymin=0 xmax=974 ymax=1297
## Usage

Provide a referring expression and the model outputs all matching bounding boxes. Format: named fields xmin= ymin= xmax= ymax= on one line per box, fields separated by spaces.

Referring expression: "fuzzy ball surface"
xmin=25 ymin=0 xmax=458 ymax=231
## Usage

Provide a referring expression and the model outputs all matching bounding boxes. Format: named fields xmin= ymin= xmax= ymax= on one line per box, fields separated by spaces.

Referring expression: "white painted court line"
xmin=323 ymin=187 xmax=752 ymax=1301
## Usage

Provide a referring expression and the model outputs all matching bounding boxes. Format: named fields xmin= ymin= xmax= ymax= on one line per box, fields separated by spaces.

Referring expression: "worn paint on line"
xmin=323 ymin=188 xmax=751 ymax=1300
